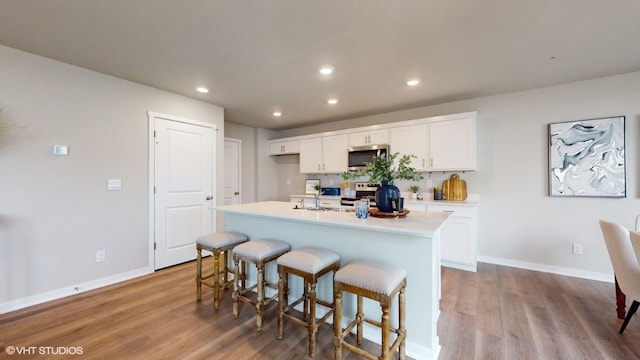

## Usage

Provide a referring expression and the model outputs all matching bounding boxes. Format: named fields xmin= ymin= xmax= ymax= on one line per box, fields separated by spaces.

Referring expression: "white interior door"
xmin=224 ymin=138 xmax=241 ymax=205
xmin=153 ymin=114 xmax=215 ymax=269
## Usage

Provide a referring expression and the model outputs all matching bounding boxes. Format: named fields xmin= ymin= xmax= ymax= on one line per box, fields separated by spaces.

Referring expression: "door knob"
xmin=234 ymin=192 xmax=240 ymax=195
xmin=206 ymin=195 xmax=213 ymax=200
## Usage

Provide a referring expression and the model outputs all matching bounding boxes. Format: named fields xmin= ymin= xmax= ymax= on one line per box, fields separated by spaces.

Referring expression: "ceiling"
xmin=1 ymin=1 xmax=640 ymax=130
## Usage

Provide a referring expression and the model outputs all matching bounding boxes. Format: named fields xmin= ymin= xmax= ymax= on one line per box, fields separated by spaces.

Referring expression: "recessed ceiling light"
xmin=319 ymin=66 xmax=334 ymax=75
xmin=327 ymin=98 xmax=339 ymax=105
xmin=273 ymin=112 xmax=282 ymax=117
xmin=196 ymin=87 xmax=209 ymax=93
xmin=406 ymin=79 xmax=420 ymax=87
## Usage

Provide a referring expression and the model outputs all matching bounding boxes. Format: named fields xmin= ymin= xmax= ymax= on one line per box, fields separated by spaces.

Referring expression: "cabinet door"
xmin=299 ymin=138 xmax=323 ymax=173
xmin=438 ymin=216 xmax=476 ymax=268
xmin=390 ymin=124 xmax=429 ymax=170
xmin=348 ymin=131 xmax=370 ymax=147
xmin=348 ymin=129 xmax=389 ymax=146
xmin=428 ymin=204 xmax=477 ymax=272
xmin=430 ymin=118 xmax=476 ymax=170
xmin=322 ymin=134 xmax=348 ymax=173
xmin=269 ymin=140 xmax=300 ymax=155
xmin=368 ymin=129 xmax=389 ymax=145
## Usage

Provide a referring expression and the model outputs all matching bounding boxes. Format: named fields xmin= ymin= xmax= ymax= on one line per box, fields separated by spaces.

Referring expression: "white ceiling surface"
xmin=1 ymin=1 xmax=639 ymax=130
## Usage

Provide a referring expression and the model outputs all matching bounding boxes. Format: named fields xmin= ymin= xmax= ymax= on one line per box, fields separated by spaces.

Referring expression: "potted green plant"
xmin=340 ymin=170 xmax=360 ymax=198
xmin=409 ymin=185 xmax=421 ymax=200
xmin=363 ymin=152 xmax=423 ymax=212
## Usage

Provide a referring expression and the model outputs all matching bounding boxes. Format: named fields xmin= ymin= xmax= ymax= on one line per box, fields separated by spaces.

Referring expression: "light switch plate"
xmin=107 ymin=179 xmax=122 ymax=191
xmin=53 ymin=145 xmax=69 ymax=156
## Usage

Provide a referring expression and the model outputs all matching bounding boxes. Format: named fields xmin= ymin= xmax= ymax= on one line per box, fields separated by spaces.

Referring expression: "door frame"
xmin=147 ymin=111 xmax=217 ymax=270
xmin=224 ymin=137 xmax=242 ymax=205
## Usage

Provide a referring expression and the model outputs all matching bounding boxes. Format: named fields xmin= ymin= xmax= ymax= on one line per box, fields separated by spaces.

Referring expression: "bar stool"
xmin=232 ymin=239 xmax=291 ymax=331
xmin=276 ymin=247 xmax=341 ymax=357
xmin=333 ymin=259 xmax=407 ymax=360
xmin=195 ymin=231 xmax=248 ymax=309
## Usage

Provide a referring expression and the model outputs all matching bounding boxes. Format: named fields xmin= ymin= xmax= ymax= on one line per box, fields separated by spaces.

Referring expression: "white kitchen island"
xmin=214 ymin=201 xmax=451 ymax=360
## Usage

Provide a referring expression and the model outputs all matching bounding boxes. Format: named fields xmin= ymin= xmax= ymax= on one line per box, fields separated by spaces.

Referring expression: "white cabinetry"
xmin=430 ymin=117 xmax=476 ymax=170
xmin=269 ymin=140 xmax=300 ymax=155
xmin=348 ymin=129 xmax=389 ymax=147
xmin=299 ymin=134 xmax=348 ymax=174
xmin=427 ymin=203 xmax=477 ymax=272
xmin=389 ymin=124 xmax=429 ymax=171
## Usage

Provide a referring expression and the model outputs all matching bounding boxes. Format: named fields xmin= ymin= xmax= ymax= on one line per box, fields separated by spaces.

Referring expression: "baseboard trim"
xmin=477 ymin=255 xmax=613 ymax=283
xmin=0 ymin=266 xmax=154 ymax=315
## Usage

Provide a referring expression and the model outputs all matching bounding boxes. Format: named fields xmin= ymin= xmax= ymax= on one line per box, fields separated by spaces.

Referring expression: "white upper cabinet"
xmin=269 ymin=140 xmax=300 ymax=155
xmin=299 ymin=138 xmax=323 ymax=173
xmin=322 ymin=134 xmax=348 ymax=172
xmin=430 ymin=117 xmax=476 ymax=171
xmin=272 ymin=111 xmax=477 ymax=173
xmin=348 ymin=129 xmax=389 ymax=147
xmin=299 ymin=134 xmax=348 ymax=173
xmin=389 ymin=124 xmax=429 ymax=171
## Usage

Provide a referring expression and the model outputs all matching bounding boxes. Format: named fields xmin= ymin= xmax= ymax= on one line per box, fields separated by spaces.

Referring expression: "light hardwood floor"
xmin=1 ymin=260 xmax=639 ymax=359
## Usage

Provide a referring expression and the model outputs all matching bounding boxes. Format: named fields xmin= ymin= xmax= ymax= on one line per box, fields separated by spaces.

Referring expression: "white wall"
xmin=0 ymin=45 xmax=224 ymax=310
xmin=272 ymin=71 xmax=640 ymax=280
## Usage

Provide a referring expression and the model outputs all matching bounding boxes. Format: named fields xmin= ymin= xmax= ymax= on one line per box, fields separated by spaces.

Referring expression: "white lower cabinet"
xmin=405 ymin=202 xmax=478 ymax=272
xmin=427 ymin=203 xmax=477 ymax=272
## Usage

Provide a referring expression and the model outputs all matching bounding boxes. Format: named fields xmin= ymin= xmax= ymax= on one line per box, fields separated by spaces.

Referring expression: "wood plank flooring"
xmin=1 ymin=260 xmax=639 ymax=359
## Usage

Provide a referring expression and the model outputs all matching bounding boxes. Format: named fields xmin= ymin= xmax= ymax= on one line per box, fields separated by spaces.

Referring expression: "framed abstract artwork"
xmin=548 ymin=116 xmax=625 ymax=197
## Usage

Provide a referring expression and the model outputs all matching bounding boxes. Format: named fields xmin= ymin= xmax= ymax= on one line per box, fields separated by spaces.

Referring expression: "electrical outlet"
xmin=96 ymin=250 xmax=106 ymax=262
xmin=572 ymin=243 xmax=583 ymax=255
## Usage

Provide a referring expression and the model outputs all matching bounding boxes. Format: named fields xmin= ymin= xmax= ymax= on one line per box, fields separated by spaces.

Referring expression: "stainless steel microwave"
xmin=347 ymin=144 xmax=389 ymax=171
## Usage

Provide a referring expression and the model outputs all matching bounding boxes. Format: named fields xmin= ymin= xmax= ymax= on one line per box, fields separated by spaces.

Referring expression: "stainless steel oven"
xmin=340 ymin=182 xmax=379 ymax=207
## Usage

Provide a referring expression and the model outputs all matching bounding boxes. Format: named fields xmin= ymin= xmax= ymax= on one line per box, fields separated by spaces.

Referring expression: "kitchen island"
xmin=215 ymin=201 xmax=451 ymax=360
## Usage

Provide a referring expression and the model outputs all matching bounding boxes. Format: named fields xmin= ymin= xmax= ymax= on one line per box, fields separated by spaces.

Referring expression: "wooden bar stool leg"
xmin=303 ymin=279 xmax=309 ymax=321
xmin=334 ymin=287 xmax=343 ymax=360
xmin=309 ymin=282 xmax=317 ymax=357
xmin=222 ymin=251 xmax=229 ymax=285
xmin=213 ymin=251 xmax=221 ymax=309
xmin=381 ymin=299 xmax=390 ymax=359
xmin=356 ymin=295 xmax=364 ymax=345
xmin=232 ymin=256 xmax=240 ymax=318
xmin=256 ymin=263 xmax=265 ymax=331
xmin=277 ymin=269 xmax=285 ymax=340
xmin=196 ymin=246 xmax=203 ymax=300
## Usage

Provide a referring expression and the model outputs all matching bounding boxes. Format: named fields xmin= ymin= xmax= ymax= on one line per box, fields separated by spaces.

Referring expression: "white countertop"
xmin=215 ymin=201 xmax=451 ymax=237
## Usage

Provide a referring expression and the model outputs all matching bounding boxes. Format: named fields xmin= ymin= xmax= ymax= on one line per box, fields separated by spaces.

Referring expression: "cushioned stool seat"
xmin=333 ymin=259 xmax=407 ymax=360
xmin=232 ymin=239 xmax=290 ymax=331
xmin=196 ymin=232 xmax=248 ymax=309
xmin=277 ymin=247 xmax=341 ymax=357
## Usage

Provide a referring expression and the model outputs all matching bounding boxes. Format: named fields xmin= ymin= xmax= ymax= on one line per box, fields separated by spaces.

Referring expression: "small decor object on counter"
xmin=433 ymin=186 xmax=443 ymax=201
xmin=409 ymin=185 xmax=421 ymax=200
xmin=355 ymin=199 xmax=369 ymax=219
xmin=391 ymin=197 xmax=404 ymax=213
xmin=305 ymin=179 xmax=320 ymax=195
xmin=416 ymin=192 xmax=424 ymax=200
xmin=442 ymin=174 xmax=467 ymax=201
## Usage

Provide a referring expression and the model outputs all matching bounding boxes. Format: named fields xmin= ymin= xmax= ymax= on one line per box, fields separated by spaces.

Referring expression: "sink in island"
xmin=214 ymin=201 xmax=451 ymax=360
